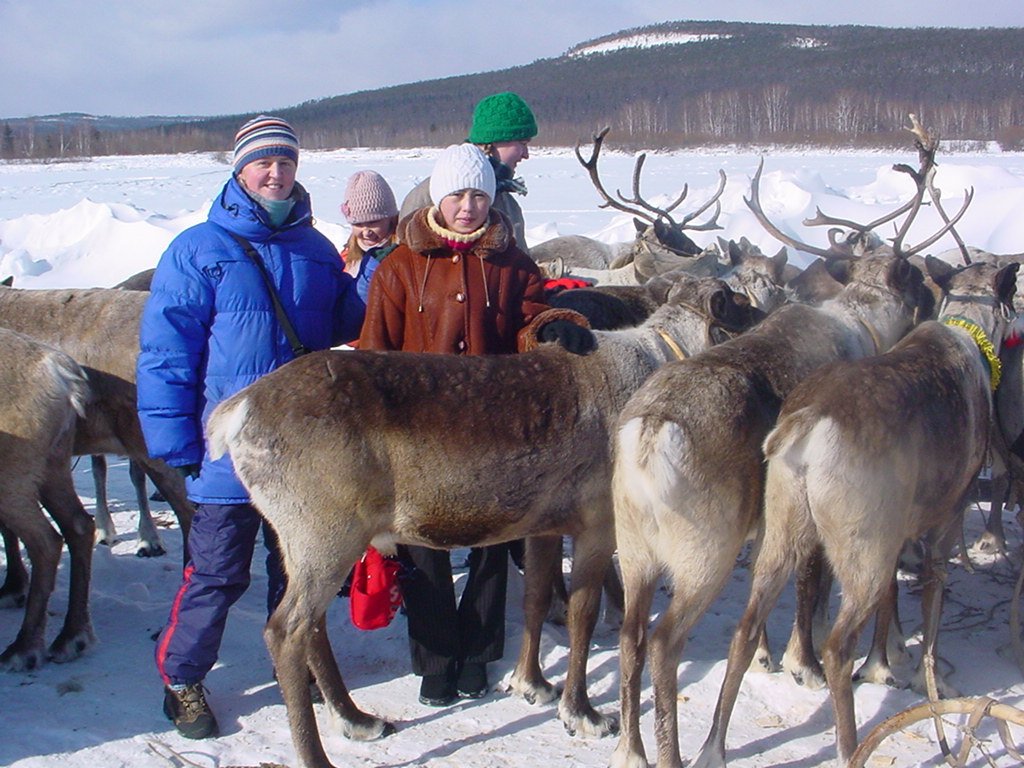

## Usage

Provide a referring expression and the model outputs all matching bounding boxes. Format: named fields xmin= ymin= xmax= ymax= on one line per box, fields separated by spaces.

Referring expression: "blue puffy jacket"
xmin=137 ymin=176 xmax=364 ymax=503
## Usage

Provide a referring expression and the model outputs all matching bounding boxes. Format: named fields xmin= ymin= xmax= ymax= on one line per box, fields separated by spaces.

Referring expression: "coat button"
xmin=455 ymin=292 xmax=466 ymax=302
xmin=457 ymin=340 xmax=466 ymax=351
xmin=452 ymin=254 xmax=461 ymax=264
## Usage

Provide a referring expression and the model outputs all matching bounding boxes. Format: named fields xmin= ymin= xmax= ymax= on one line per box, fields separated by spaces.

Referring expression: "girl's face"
xmin=491 ymin=139 xmax=530 ymax=172
xmin=236 ymin=155 xmax=297 ymax=200
xmin=439 ymin=189 xmax=491 ymax=234
xmin=351 ymin=217 xmax=394 ymax=250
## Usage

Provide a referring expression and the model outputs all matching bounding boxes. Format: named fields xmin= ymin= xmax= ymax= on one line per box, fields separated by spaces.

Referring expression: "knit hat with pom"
xmin=341 ymin=170 xmax=398 ymax=224
xmin=233 ymin=115 xmax=299 ymax=172
xmin=467 ymin=92 xmax=538 ymax=144
xmin=429 ymin=144 xmax=496 ymax=205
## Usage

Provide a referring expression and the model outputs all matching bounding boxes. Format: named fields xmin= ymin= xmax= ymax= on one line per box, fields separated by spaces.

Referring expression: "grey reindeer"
xmin=693 ymin=256 xmax=1018 ymax=768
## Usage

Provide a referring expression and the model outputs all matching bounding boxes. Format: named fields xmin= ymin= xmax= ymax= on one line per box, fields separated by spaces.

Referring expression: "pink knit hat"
xmin=341 ymin=170 xmax=398 ymax=224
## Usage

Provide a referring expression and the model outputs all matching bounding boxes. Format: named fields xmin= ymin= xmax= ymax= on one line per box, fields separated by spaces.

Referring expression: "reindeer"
xmin=609 ymin=118 xmax=971 ymax=767
xmin=203 ymin=275 xmax=762 ymax=768
xmin=692 ymin=257 xmax=1018 ymax=768
xmin=0 ymin=286 xmax=193 ymax=556
xmin=0 ymin=328 xmax=96 ymax=670
xmin=89 ymin=268 xmax=162 ymax=554
xmin=551 ymin=240 xmax=788 ymax=331
xmin=533 ymin=128 xmax=726 ymax=283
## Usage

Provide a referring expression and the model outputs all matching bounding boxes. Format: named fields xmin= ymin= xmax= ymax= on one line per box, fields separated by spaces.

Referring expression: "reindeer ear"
xmin=825 ymin=256 xmax=853 ymax=285
xmin=728 ymin=239 xmax=743 ymax=267
xmin=771 ymin=246 xmax=788 ymax=282
xmin=710 ymin=286 xmax=754 ymax=331
xmin=887 ymin=256 xmax=921 ymax=292
xmin=633 ymin=218 xmax=647 ymax=234
xmin=925 ymin=255 xmax=958 ymax=292
xmin=0 ymin=275 xmax=12 ymax=287
xmin=995 ymin=263 xmax=1019 ymax=310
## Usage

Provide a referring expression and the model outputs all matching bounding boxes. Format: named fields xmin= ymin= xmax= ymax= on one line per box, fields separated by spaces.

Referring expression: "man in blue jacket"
xmin=137 ymin=115 xmax=364 ymax=739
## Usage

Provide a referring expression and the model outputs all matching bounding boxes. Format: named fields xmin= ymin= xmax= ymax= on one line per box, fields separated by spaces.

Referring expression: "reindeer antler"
xmin=900 ymin=114 xmax=973 ymax=265
xmin=747 ymin=119 xmax=974 ymax=260
xmin=575 ymin=127 xmax=724 ymax=232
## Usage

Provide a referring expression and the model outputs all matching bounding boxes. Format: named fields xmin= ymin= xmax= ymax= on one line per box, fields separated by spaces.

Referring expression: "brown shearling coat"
xmin=358 ymin=207 xmax=584 ymax=355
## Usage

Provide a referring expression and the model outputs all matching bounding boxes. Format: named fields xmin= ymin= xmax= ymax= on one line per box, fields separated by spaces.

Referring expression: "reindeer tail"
xmin=763 ymin=407 xmax=818 ymax=462
xmin=206 ymin=394 xmax=250 ymax=461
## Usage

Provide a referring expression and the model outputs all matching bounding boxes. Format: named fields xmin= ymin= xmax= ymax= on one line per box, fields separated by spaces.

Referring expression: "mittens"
xmin=538 ymin=320 xmax=596 ymax=355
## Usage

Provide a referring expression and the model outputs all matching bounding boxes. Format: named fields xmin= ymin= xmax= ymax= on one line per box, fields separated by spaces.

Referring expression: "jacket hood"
xmin=208 ymin=176 xmax=314 ymax=242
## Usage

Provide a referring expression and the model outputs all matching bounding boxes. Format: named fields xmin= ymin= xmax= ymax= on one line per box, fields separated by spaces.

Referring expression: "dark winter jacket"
xmin=358 ymin=206 xmax=582 ymax=356
xmin=341 ymin=241 xmax=397 ymax=306
xmin=137 ymin=176 xmax=364 ymax=503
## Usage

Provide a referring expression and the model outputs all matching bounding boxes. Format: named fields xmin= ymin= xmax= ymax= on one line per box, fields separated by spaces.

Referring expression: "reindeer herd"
xmin=3 ymin=119 xmax=1024 ymax=768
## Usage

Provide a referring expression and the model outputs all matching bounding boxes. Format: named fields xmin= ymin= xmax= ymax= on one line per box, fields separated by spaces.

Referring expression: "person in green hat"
xmin=399 ymin=91 xmax=537 ymax=256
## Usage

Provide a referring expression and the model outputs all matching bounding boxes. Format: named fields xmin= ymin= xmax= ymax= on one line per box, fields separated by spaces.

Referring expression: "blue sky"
xmin=2 ymin=0 xmax=1023 ymax=119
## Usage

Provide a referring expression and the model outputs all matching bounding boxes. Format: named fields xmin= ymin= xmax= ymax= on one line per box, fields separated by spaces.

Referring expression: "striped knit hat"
xmin=233 ymin=115 xmax=299 ymax=172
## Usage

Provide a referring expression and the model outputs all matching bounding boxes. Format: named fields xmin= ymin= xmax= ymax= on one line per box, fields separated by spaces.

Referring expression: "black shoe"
xmin=163 ymin=683 xmax=218 ymax=739
xmin=456 ymin=662 xmax=489 ymax=699
xmin=418 ymin=673 xmax=457 ymax=707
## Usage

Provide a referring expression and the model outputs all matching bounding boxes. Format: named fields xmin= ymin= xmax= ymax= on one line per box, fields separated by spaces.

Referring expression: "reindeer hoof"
xmin=559 ymin=706 xmax=619 ymax=738
xmin=136 ymin=543 xmax=166 ymax=558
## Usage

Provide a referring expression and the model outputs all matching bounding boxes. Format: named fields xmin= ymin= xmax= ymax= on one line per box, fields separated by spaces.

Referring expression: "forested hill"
xmin=4 ymin=20 xmax=1024 ymax=160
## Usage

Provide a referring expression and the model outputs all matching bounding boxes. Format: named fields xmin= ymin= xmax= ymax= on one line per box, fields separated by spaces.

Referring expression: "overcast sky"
xmin=3 ymin=0 xmax=1023 ymax=119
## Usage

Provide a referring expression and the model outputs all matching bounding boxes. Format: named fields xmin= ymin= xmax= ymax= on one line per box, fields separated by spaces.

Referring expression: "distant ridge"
xmin=3 ymin=19 xmax=1023 ymax=158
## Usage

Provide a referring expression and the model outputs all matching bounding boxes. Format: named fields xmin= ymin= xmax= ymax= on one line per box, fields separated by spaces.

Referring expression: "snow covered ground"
xmin=2 ymin=145 xmax=1024 ymax=767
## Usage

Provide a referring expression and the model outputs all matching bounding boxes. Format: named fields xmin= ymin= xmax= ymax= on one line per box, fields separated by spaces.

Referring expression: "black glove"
xmin=175 ymin=463 xmax=201 ymax=481
xmin=538 ymin=320 xmax=596 ymax=355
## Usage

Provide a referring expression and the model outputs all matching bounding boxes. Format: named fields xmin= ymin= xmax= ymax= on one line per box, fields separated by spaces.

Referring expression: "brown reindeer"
xmin=692 ymin=257 xmax=1018 ymax=768
xmin=205 ymin=275 xmax=762 ymax=768
xmin=0 ymin=328 xmax=95 ymax=670
xmin=0 ymin=285 xmax=193 ymax=556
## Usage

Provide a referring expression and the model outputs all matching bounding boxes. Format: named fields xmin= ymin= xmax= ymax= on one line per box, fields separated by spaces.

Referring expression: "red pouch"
xmin=349 ymin=546 xmax=403 ymax=630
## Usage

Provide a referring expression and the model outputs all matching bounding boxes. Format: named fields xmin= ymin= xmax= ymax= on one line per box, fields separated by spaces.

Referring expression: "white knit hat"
xmin=341 ymin=170 xmax=398 ymax=224
xmin=429 ymin=144 xmax=496 ymax=206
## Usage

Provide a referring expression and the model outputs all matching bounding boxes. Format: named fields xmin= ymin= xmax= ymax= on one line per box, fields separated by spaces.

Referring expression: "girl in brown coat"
xmin=359 ymin=143 xmax=592 ymax=706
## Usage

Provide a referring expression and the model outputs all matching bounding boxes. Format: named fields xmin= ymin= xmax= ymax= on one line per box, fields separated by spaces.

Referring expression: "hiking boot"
xmin=456 ymin=662 xmax=489 ymax=699
xmin=418 ymin=672 xmax=457 ymax=707
xmin=163 ymin=683 xmax=218 ymax=739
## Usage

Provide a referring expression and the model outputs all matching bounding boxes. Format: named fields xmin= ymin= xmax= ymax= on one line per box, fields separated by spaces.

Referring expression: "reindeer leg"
xmin=0 ymin=523 xmax=28 ymax=607
xmin=0 ymin=499 xmax=62 ymax=671
xmin=39 ymin=457 xmax=96 ymax=662
xmin=91 ymin=455 xmax=115 ymax=546
xmin=978 ymin=464 xmax=1009 ymax=554
xmin=139 ymin=458 xmax=193 ymax=563
xmin=692 ymin=535 xmax=802 ymax=768
xmin=266 ymin=602 xmax=335 ymax=768
xmin=854 ymin=573 xmax=905 ymax=688
xmin=306 ymin=614 xmax=393 ymax=740
xmin=130 ymin=459 xmax=165 ymax=557
xmin=545 ymin=537 xmax=569 ymax=627
xmin=601 ymin=559 xmax=625 ymax=629
xmin=782 ymin=547 xmax=828 ymax=688
xmin=822 ymin=555 xmax=895 ymax=767
xmin=609 ymin=561 xmax=657 ymax=768
xmin=910 ymin=529 xmax=960 ymax=699
xmin=509 ymin=535 xmax=562 ymax=705
xmin=557 ymin=528 xmax=617 ymax=737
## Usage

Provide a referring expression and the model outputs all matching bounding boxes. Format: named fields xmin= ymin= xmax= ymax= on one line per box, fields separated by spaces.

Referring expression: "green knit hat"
xmin=467 ymin=92 xmax=538 ymax=144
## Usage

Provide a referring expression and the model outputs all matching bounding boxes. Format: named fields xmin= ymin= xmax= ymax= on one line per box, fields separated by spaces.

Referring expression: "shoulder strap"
xmin=227 ymin=232 xmax=311 ymax=357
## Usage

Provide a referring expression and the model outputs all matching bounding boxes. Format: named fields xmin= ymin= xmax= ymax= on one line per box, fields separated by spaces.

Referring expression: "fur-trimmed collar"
xmin=399 ymin=207 xmax=513 ymax=260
